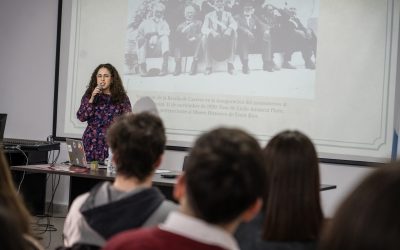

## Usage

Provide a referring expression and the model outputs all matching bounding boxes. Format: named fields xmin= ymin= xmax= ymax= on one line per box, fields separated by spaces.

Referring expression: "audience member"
xmin=103 ymin=128 xmax=266 ymax=250
xmin=0 ymin=151 xmax=44 ymax=250
xmin=235 ymin=130 xmax=323 ymax=250
xmin=319 ymin=163 xmax=400 ymax=250
xmin=63 ymin=112 xmax=178 ymax=248
xmin=0 ymin=206 xmax=37 ymax=250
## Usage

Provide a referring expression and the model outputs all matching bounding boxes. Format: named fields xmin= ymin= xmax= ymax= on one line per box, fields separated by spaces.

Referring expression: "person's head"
xmin=288 ymin=6 xmax=297 ymax=17
xmin=243 ymin=2 xmax=254 ymax=17
xmin=174 ymin=128 xmax=266 ymax=228
xmin=319 ymin=164 xmax=400 ymax=250
xmin=263 ymin=130 xmax=322 ymax=241
xmin=264 ymin=4 xmax=275 ymax=16
xmin=214 ymin=0 xmax=225 ymax=11
xmin=0 ymin=207 xmax=32 ymax=250
xmin=85 ymin=63 xmax=127 ymax=103
xmin=153 ymin=3 xmax=166 ymax=20
xmin=184 ymin=5 xmax=196 ymax=21
xmin=0 ymin=151 xmax=33 ymax=236
xmin=106 ymin=112 xmax=166 ymax=182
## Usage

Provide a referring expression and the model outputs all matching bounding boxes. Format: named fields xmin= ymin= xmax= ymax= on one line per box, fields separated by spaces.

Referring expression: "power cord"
xmin=14 ymin=145 xmax=29 ymax=165
xmin=14 ymin=145 xmax=28 ymax=193
xmin=31 ymin=215 xmax=58 ymax=249
xmin=11 ymin=138 xmax=61 ymax=248
xmin=32 ymin=173 xmax=61 ymax=249
xmin=11 ymin=145 xmax=57 ymax=248
xmin=46 ymin=174 xmax=61 ymax=216
xmin=32 ymin=144 xmax=61 ymax=248
xmin=48 ymin=149 xmax=60 ymax=166
xmin=17 ymin=171 xmax=26 ymax=193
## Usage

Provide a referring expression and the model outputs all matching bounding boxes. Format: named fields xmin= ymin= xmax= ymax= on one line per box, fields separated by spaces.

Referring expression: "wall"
xmin=0 ymin=0 xmax=71 ymax=208
xmin=0 ymin=0 xmax=384 ymax=217
xmin=0 ymin=0 xmax=57 ymax=139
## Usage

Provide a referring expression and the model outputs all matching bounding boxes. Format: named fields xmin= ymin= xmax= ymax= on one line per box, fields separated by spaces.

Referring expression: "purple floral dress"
xmin=77 ymin=94 xmax=132 ymax=162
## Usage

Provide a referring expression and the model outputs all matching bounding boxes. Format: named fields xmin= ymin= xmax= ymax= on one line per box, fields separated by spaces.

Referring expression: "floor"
xmin=33 ymin=205 xmax=66 ymax=250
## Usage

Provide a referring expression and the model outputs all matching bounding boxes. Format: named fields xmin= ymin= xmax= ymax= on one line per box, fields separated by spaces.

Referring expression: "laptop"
xmin=0 ymin=114 xmax=7 ymax=143
xmin=66 ymin=138 xmax=108 ymax=168
xmin=66 ymin=138 xmax=88 ymax=168
xmin=182 ymin=155 xmax=188 ymax=171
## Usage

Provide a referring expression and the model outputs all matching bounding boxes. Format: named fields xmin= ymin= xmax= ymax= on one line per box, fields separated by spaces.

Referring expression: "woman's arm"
xmin=122 ymin=96 xmax=132 ymax=114
xmin=76 ymin=95 xmax=95 ymax=122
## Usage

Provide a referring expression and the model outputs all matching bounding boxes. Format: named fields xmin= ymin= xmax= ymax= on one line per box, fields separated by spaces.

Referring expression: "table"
xmin=11 ymin=164 xmax=336 ymax=209
xmin=6 ymin=149 xmax=52 ymax=215
xmin=11 ymin=164 xmax=180 ymax=206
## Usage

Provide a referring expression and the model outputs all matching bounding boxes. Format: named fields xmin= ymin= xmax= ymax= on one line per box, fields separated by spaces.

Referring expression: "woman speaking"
xmin=77 ymin=63 xmax=132 ymax=163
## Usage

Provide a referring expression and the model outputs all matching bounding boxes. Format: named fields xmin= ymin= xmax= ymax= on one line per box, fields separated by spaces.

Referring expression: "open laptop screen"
xmin=65 ymin=138 xmax=88 ymax=167
xmin=66 ymin=138 xmax=108 ymax=168
xmin=182 ymin=156 xmax=189 ymax=172
xmin=0 ymin=114 xmax=7 ymax=141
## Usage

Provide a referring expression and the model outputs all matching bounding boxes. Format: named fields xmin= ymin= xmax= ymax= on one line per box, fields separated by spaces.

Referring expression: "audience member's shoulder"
xmin=69 ymin=182 xmax=110 ymax=212
xmin=23 ymin=234 xmax=45 ymax=250
xmin=143 ymin=200 xmax=178 ymax=227
xmin=68 ymin=193 xmax=90 ymax=213
xmin=157 ymin=200 xmax=179 ymax=219
xmin=236 ymin=213 xmax=316 ymax=250
xmin=162 ymin=200 xmax=179 ymax=211
xmin=235 ymin=212 xmax=264 ymax=249
xmin=250 ymin=241 xmax=316 ymax=250
xmin=104 ymin=227 xmax=161 ymax=250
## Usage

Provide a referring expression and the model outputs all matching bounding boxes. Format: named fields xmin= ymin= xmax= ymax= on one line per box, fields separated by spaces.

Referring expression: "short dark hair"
xmin=184 ymin=128 xmax=266 ymax=224
xmin=319 ymin=163 xmax=400 ymax=250
xmin=106 ymin=112 xmax=166 ymax=181
xmin=263 ymin=130 xmax=322 ymax=241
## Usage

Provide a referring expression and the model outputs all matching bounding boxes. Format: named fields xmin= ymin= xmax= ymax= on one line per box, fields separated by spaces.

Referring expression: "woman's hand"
xmin=89 ymin=86 xmax=102 ymax=103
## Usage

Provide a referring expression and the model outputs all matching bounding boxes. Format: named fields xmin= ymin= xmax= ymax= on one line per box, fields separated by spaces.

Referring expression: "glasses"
xmin=97 ymin=74 xmax=110 ymax=78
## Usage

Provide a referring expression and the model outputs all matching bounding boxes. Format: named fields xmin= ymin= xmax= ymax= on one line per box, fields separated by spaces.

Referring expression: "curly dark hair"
xmin=84 ymin=63 xmax=128 ymax=104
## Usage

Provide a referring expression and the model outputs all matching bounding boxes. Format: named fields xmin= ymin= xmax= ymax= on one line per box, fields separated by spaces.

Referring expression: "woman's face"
xmin=96 ymin=67 xmax=112 ymax=93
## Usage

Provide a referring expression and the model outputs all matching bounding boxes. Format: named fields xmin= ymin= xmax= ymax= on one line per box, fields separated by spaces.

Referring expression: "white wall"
xmin=0 ymin=0 xmax=71 ymax=206
xmin=0 ymin=0 xmax=382 ymax=217
xmin=0 ymin=0 xmax=57 ymax=139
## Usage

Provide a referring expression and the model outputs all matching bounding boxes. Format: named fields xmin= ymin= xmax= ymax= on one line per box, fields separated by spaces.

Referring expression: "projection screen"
xmin=55 ymin=0 xmax=400 ymax=163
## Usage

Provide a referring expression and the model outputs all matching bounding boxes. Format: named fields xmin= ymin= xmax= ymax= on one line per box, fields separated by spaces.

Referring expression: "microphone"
xmin=93 ymin=85 xmax=102 ymax=104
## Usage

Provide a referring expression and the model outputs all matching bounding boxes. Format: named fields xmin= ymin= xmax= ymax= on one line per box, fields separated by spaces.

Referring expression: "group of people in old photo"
xmin=125 ymin=0 xmax=318 ymax=76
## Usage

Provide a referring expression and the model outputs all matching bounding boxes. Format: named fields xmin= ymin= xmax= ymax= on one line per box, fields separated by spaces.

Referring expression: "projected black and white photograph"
xmin=59 ymin=0 xmax=397 ymax=160
xmin=124 ymin=0 xmax=319 ymax=96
